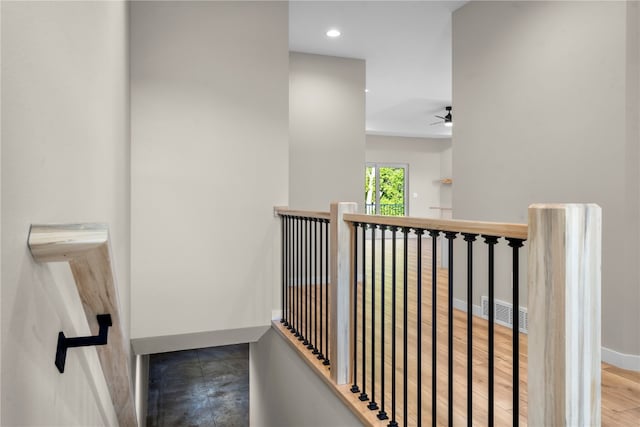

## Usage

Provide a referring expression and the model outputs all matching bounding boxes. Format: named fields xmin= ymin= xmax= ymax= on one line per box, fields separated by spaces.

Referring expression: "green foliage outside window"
xmin=379 ymin=168 xmax=404 ymax=205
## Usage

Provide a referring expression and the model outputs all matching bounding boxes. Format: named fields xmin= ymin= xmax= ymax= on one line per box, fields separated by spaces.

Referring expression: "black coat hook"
xmin=55 ymin=314 xmax=112 ymax=373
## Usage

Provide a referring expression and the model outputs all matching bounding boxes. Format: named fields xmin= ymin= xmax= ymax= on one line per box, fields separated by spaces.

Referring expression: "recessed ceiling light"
xmin=365 ymin=89 xmax=369 ymax=93
xmin=326 ymin=29 xmax=341 ymax=38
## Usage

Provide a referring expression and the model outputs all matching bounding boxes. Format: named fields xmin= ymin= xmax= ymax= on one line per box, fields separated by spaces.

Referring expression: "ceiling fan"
xmin=430 ymin=106 xmax=453 ymax=127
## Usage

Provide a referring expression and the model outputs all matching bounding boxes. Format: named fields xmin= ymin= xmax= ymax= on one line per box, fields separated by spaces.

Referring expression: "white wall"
xmin=365 ymin=134 xmax=451 ymax=218
xmin=1 ymin=4 xmax=4 ymax=421
xmin=289 ymin=52 xmax=365 ymax=211
xmin=626 ymin=0 xmax=640 ymax=367
xmin=250 ymin=329 xmax=362 ymax=427
xmin=453 ymin=1 xmax=640 ymax=362
xmin=130 ymin=1 xmax=289 ymax=353
xmin=1 ymin=1 xmax=129 ymax=424
xmin=439 ymin=146 xmax=453 ymax=215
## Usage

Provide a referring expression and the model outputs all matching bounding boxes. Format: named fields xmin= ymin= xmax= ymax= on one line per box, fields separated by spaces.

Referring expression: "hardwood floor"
xmin=279 ymin=236 xmax=640 ymax=426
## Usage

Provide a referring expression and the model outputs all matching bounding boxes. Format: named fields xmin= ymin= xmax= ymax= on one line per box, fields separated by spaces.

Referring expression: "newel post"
xmin=528 ymin=204 xmax=602 ymax=426
xmin=330 ymin=202 xmax=357 ymax=384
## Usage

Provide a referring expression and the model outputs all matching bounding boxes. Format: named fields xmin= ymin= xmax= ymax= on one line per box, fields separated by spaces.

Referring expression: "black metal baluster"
xmin=288 ymin=217 xmax=292 ymax=330
xmin=444 ymin=232 xmax=457 ymax=427
xmin=369 ymin=225 xmax=379 ymax=411
xmin=281 ymin=216 xmax=286 ymax=325
xmin=359 ymin=224 xmax=369 ymax=401
xmin=295 ymin=218 xmax=300 ymax=337
xmin=378 ymin=225 xmax=388 ymax=420
xmin=402 ymin=227 xmax=409 ymax=425
xmin=287 ymin=216 xmax=292 ymax=330
xmin=317 ymin=218 xmax=321 ymax=353
xmin=307 ymin=218 xmax=312 ymax=348
xmin=305 ymin=219 xmax=311 ymax=346
xmin=351 ymin=222 xmax=360 ymax=393
xmin=416 ymin=228 xmax=425 ymax=427
xmin=307 ymin=219 xmax=314 ymax=349
xmin=292 ymin=217 xmax=296 ymax=335
xmin=307 ymin=218 xmax=315 ymax=352
xmin=388 ymin=226 xmax=398 ymax=427
xmin=318 ymin=219 xmax=325 ymax=361
xmin=483 ymin=235 xmax=499 ymax=427
xmin=306 ymin=218 xmax=311 ymax=346
xmin=298 ymin=217 xmax=304 ymax=341
xmin=303 ymin=219 xmax=307 ymax=339
xmin=429 ymin=229 xmax=440 ymax=427
xmin=308 ymin=219 xmax=313 ymax=348
xmin=282 ymin=216 xmax=287 ymax=326
xmin=312 ymin=219 xmax=320 ymax=354
xmin=294 ymin=217 xmax=300 ymax=338
xmin=302 ymin=218 xmax=305 ymax=340
xmin=507 ymin=238 xmax=524 ymax=427
xmin=287 ymin=216 xmax=294 ymax=331
xmin=324 ymin=219 xmax=330 ymax=366
xmin=286 ymin=216 xmax=291 ymax=328
xmin=462 ymin=233 xmax=477 ymax=426
xmin=307 ymin=218 xmax=313 ymax=350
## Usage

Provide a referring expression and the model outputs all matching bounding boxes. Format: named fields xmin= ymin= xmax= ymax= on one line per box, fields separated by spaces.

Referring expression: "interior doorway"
xmin=365 ymin=163 xmax=408 ymax=216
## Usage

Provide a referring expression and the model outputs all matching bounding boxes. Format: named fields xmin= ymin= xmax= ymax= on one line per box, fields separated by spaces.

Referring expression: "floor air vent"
xmin=481 ymin=296 xmax=528 ymax=334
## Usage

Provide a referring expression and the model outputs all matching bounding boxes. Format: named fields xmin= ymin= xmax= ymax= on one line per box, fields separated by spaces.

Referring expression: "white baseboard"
xmin=454 ymin=298 xmax=640 ymax=372
xmin=602 ymin=347 xmax=640 ymax=371
xmin=453 ymin=298 xmax=483 ymax=318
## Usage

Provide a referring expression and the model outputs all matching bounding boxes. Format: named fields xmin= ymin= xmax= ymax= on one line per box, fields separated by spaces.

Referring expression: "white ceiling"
xmin=289 ymin=1 xmax=466 ymax=139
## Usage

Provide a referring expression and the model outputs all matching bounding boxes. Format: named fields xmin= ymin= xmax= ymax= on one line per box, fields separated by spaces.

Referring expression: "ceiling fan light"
xmin=431 ymin=106 xmax=453 ymax=128
xmin=444 ymin=109 xmax=453 ymax=127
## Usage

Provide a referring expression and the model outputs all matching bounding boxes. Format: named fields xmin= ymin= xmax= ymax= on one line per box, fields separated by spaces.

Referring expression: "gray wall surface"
xmin=250 ymin=328 xmax=363 ymax=427
xmin=130 ymin=1 xmax=289 ymax=352
xmin=1 ymin=1 xmax=129 ymax=424
xmin=289 ymin=52 xmax=366 ymax=212
xmin=452 ymin=0 xmax=639 ymax=361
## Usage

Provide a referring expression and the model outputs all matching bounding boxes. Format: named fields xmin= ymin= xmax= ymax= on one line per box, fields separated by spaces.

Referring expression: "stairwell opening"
xmin=146 ymin=343 xmax=249 ymax=426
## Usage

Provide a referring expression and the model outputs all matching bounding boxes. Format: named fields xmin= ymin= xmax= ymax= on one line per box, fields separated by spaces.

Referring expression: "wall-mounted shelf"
xmin=28 ymin=224 xmax=137 ymax=427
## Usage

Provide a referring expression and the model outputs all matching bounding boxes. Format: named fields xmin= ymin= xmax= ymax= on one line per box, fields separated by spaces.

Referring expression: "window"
xmin=364 ymin=163 xmax=408 ymax=216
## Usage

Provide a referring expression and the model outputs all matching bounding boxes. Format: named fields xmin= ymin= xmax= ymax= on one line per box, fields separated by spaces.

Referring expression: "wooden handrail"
xmin=274 ymin=206 xmax=331 ymax=221
xmin=28 ymin=224 xmax=137 ymax=427
xmin=274 ymin=202 xmax=602 ymax=426
xmin=343 ymin=213 xmax=528 ymax=240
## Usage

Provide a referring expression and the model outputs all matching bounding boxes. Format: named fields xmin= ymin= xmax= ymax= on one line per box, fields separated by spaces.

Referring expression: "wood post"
xmin=527 ymin=204 xmax=602 ymax=426
xmin=330 ymin=202 xmax=357 ymax=384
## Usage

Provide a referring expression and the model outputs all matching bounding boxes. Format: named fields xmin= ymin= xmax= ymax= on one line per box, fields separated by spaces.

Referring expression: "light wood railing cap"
xmin=274 ymin=206 xmax=331 ymax=221
xmin=343 ymin=213 xmax=528 ymax=240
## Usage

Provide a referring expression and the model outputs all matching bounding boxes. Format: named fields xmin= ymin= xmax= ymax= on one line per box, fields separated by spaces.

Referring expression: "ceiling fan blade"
xmin=429 ymin=121 xmax=442 ymax=126
xmin=434 ymin=115 xmax=445 ymax=120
